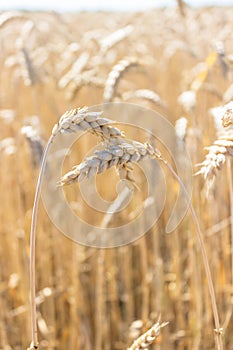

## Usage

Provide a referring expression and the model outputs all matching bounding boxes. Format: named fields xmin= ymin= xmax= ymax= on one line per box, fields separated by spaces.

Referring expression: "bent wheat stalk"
xmin=60 ymin=117 xmax=223 ymax=350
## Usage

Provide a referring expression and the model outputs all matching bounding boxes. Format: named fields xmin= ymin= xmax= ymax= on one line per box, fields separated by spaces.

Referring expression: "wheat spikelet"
xmin=178 ymin=90 xmax=196 ymax=113
xmin=52 ymin=106 xmax=124 ymax=140
xmin=196 ymin=112 xmax=233 ymax=189
xmin=66 ymin=70 xmax=105 ymax=100
xmin=58 ymin=139 xmax=158 ymax=186
xmin=21 ymin=125 xmax=44 ymax=167
xmin=175 ymin=117 xmax=188 ymax=142
xmin=121 ymin=89 xmax=166 ymax=107
xmin=196 ymin=102 xmax=233 ymax=192
xmin=221 ymin=101 xmax=233 ymax=127
xmin=128 ymin=321 xmax=168 ymax=350
xmin=0 ymin=137 xmax=16 ymax=155
xmin=58 ymin=52 xmax=89 ymax=89
xmin=99 ymin=25 xmax=133 ymax=52
xmin=103 ymin=57 xmax=140 ymax=102
xmin=0 ymin=109 xmax=16 ymax=124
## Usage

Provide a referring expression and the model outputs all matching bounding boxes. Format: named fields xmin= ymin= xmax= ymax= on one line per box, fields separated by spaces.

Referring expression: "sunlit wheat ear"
xmin=175 ymin=117 xmax=188 ymax=142
xmin=221 ymin=101 xmax=233 ymax=127
xmin=66 ymin=72 xmax=105 ymax=101
xmin=21 ymin=125 xmax=44 ymax=167
xmin=58 ymin=52 xmax=89 ymax=89
xmin=196 ymin=102 xmax=233 ymax=190
xmin=121 ymin=89 xmax=167 ymax=108
xmin=52 ymin=106 xmax=124 ymax=140
xmin=128 ymin=321 xmax=168 ymax=350
xmin=99 ymin=25 xmax=133 ymax=52
xmin=178 ymin=90 xmax=196 ymax=114
xmin=57 ymin=139 xmax=159 ymax=186
xmin=103 ymin=56 xmax=141 ymax=102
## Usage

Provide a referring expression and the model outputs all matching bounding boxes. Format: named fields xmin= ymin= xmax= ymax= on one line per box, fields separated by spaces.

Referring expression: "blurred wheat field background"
xmin=1 ymin=4 xmax=233 ymax=350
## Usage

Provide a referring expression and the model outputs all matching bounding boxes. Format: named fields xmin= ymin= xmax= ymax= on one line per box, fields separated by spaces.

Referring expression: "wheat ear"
xmin=103 ymin=57 xmax=140 ymax=102
xmin=21 ymin=125 xmax=44 ymax=168
xmin=196 ymin=102 xmax=233 ymax=190
xmin=121 ymin=89 xmax=166 ymax=108
xmin=58 ymin=140 xmax=157 ymax=186
xmin=128 ymin=321 xmax=168 ymax=350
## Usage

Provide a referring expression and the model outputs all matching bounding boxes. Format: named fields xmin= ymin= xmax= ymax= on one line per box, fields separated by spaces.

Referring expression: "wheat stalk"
xmin=128 ymin=321 xmax=168 ymax=350
xmin=58 ymin=112 xmax=223 ymax=350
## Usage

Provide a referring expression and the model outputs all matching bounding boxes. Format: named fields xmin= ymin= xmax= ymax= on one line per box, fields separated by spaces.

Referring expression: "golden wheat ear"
xmin=57 ymin=140 xmax=158 ymax=186
xmin=195 ymin=101 xmax=233 ymax=191
xmin=128 ymin=321 xmax=169 ymax=350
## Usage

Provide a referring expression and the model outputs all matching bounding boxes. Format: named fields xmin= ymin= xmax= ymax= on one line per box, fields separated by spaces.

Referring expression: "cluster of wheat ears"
xmin=1 ymin=4 xmax=233 ymax=350
xmin=27 ymin=103 xmax=233 ymax=350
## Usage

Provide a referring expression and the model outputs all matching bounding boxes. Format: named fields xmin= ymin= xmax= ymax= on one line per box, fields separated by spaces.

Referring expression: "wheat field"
xmin=1 ymin=5 xmax=233 ymax=350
